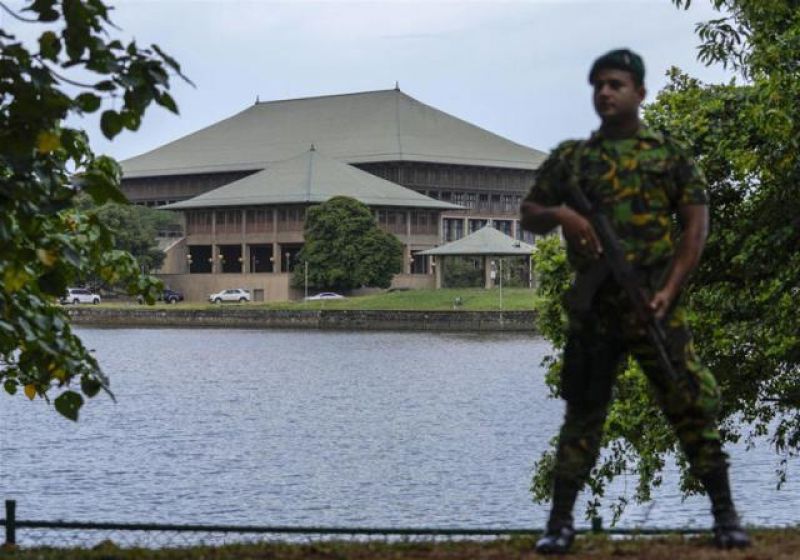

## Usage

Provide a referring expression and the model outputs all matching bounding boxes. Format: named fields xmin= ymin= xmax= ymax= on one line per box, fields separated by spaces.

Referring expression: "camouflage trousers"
xmin=554 ymin=278 xmax=727 ymax=488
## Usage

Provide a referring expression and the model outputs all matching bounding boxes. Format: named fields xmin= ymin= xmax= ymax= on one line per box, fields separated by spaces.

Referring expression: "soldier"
xmin=520 ymin=49 xmax=750 ymax=554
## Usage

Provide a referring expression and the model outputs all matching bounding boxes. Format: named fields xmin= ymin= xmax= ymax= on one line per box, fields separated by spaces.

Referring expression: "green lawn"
xmin=105 ymin=288 xmax=538 ymax=312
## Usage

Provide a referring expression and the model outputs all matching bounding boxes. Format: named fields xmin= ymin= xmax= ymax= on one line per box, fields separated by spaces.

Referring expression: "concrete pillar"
xmin=272 ymin=208 xmax=279 ymax=273
xmin=273 ymin=243 xmax=282 ymax=273
xmin=434 ymin=257 xmax=442 ymax=288
xmin=211 ymin=211 xmax=218 ymax=274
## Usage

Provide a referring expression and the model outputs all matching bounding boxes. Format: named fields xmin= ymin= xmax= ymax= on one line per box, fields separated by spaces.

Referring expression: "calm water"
xmin=1 ymin=328 xmax=797 ymax=540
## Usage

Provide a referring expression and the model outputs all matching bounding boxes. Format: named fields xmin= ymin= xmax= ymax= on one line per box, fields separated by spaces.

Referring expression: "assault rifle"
xmin=565 ymin=179 xmax=698 ymax=397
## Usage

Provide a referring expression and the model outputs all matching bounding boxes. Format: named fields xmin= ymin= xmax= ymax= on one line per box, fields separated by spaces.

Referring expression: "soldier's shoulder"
xmin=643 ymin=127 xmax=691 ymax=155
xmin=547 ymin=139 xmax=585 ymax=160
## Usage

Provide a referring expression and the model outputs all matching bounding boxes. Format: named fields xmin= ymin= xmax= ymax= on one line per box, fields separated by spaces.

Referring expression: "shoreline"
xmin=66 ymin=307 xmax=537 ymax=332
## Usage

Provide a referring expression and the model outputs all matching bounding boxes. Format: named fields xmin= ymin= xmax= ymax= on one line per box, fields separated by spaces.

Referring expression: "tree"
xmin=78 ymin=197 xmax=180 ymax=274
xmin=530 ymin=0 xmax=800 ymax=522
xmin=294 ymin=196 xmax=404 ymax=291
xmin=0 ymin=1 xmax=187 ymax=419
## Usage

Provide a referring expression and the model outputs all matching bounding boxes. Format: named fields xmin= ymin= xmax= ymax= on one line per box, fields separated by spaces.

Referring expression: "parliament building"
xmin=119 ymin=88 xmax=547 ymax=301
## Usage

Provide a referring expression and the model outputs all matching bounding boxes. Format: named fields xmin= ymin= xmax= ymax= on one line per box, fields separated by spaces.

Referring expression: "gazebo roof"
xmin=419 ymin=226 xmax=534 ymax=256
xmin=121 ymin=89 xmax=547 ymax=178
xmin=162 ymin=147 xmax=462 ymax=211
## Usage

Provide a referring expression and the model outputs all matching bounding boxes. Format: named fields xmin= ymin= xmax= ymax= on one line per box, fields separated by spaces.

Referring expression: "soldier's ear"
xmin=637 ymin=85 xmax=647 ymax=102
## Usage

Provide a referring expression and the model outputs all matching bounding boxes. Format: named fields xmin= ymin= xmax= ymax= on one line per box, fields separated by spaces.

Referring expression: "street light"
xmin=499 ymin=257 xmax=504 ymax=310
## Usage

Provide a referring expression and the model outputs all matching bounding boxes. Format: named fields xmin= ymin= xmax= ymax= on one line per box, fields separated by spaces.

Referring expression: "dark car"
xmin=160 ymin=288 xmax=184 ymax=304
xmin=138 ymin=288 xmax=184 ymax=304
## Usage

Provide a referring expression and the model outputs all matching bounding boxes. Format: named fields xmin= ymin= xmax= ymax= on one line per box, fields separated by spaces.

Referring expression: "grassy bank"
xmin=104 ymin=288 xmax=537 ymax=312
xmin=2 ymin=530 xmax=798 ymax=559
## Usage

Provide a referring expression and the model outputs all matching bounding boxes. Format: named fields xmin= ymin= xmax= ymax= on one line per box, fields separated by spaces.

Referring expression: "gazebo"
xmin=419 ymin=226 xmax=535 ymax=289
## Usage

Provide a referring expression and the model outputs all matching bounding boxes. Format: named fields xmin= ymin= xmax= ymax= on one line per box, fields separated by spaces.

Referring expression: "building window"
xmin=443 ymin=218 xmax=465 ymax=242
xmin=216 ymin=210 xmax=242 ymax=234
xmin=188 ymin=245 xmax=212 ymax=273
xmin=464 ymin=192 xmax=477 ymax=209
xmin=469 ymin=219 xmax=487 ymax=233
xmin=411 ymin=211 xmax=437 ymax=235
xmin=246 ymin=209 xmax=273 ymax=233
xmin=248 ymin=244 xmax=273 ymax=273
xmin=218 ymin=245 xmax=243 ymax=273
xmin=410 ymin=251 xmax=429 ymax=274
xmin=186 ymin=211 xmax=212 ymax=234
xmin=493 ymin=219 xmax=513 ymax=237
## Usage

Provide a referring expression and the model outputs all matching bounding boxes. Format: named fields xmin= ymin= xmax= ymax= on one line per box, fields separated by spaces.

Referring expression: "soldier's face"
xmin=592 ymin=68 xmax=645 ymax=123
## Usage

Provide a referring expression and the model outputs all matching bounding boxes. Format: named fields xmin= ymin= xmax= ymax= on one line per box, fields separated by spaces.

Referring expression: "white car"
xmin=61 ymin=288 xmax=101 ymax=305
xmin=209 ymin=288 xmax=251 ymax=303
xmin=304 ymin=292 xmax=346 ymax=301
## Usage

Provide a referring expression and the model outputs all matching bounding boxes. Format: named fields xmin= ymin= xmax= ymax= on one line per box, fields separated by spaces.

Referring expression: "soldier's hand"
xmin=649 ymin=288 xmax=675 ymax=320
xmin=557 ymin=207 xmax=603 ymax=258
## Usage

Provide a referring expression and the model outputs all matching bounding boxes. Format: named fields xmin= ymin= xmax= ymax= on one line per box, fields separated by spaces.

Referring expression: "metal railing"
xmin=1 ymin=499 xmax=708 ymax=549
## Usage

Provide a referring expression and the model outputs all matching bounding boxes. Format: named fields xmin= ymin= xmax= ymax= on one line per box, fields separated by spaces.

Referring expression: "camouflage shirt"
xmin=525 ymin=126 xmax=708 ymax=270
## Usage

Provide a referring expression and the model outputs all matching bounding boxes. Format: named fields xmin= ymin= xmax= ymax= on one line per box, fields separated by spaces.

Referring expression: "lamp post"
xmin=185 ymin=253 xmax=193 ymax=274
xmin=499 ymin=257 xmax=504 ymax=310
xmin=304 ymin=260 xmax=309 ymax=300
xmin=285 ymin=251 xmax=291 ymax=273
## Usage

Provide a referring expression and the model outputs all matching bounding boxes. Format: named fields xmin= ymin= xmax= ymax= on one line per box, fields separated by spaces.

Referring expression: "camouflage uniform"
xmin=526 ymin=126 xmax=730 ymax=528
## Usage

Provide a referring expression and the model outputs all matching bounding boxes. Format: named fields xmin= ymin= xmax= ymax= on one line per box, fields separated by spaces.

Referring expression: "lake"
xmin=1 ymin=328 xmax=797 ymax=545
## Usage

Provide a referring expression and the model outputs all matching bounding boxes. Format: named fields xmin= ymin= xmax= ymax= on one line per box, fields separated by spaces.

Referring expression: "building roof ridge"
xmin=253 ymin=88 xmax=402 ymax=106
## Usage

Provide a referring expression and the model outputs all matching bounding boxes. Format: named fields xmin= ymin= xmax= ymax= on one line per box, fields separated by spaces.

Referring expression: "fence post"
xmin=4 ymin=500 xmax=16 ymax=546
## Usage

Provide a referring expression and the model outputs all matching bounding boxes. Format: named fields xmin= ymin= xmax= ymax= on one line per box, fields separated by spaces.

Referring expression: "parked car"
xmin=137 ymin=288 xmax=184 ymax=304
xmin=304 ymin=292 xmax=346 ymax=301
xmin=61 ymin=287 xmax=101 ymax=305
xmin=161 ymin=288 xmax=184 ymax=304
xmin=209 ymin=288 xmax=251 ymax=303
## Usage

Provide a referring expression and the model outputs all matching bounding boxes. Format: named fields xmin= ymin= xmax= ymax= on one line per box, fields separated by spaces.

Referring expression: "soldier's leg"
xmin=537 ymin=329 xmax=624 ymax=554
xmin=631 ymin=307 xmax=749 ymax=548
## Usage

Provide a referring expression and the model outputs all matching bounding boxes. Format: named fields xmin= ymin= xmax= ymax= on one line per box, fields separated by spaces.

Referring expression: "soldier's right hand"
xmin=557 ymin=206 xmax=603 ymax=258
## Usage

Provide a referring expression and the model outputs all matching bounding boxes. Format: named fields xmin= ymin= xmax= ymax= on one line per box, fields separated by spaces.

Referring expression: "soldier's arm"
xmin=520 ymin=141 xmax=602 ymax=256
xmin=520 ymin=201 xmax=603 ymax=257
xmin=650 ymin=204 xmax=709 ymax=319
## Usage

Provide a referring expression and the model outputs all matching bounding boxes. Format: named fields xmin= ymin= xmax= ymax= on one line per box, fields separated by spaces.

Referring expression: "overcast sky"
xmin=3 ymin=0 xmax=734 ymax=162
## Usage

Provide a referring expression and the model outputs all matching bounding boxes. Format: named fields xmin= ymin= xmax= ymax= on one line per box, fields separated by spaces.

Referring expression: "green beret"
xmin=588 ymin=49 xmax=645 ymax=86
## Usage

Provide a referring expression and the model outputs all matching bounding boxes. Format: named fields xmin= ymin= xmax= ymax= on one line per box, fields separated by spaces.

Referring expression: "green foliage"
xmin=0 ymin=1 xmax=186 ymax=419
xmin=442 ymin=256 xmax=484 ymax=288
xmin=531 ymin=0 xmax=800 ymax=521
xmin=294 ymin=196 xmax=404 ymax=291
xmin=79 ymin=197 xmax=179 ymax=273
